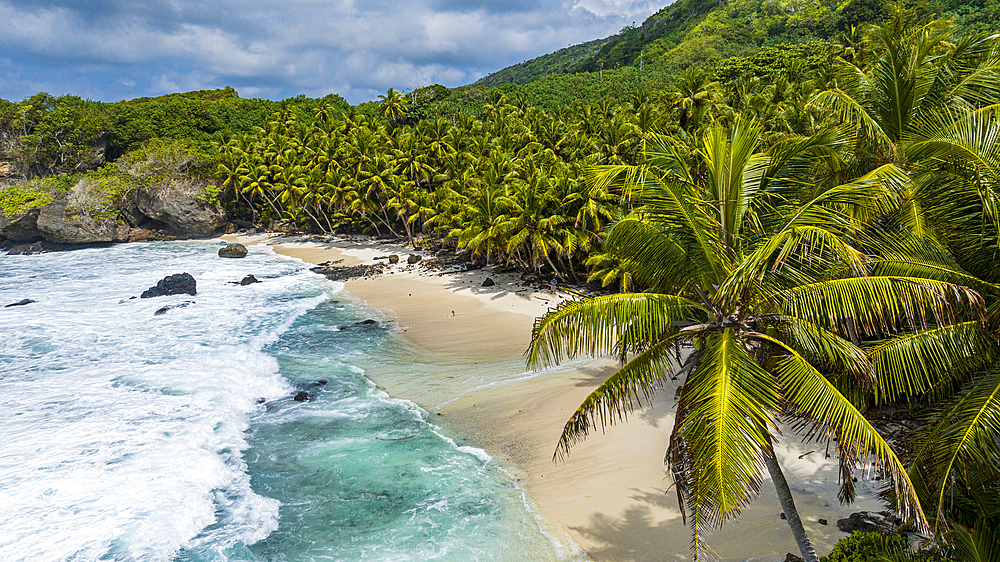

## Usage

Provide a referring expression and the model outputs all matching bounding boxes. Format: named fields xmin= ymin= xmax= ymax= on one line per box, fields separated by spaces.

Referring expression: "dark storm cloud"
xmin=0 ymin=0 xmax=661 ymax=104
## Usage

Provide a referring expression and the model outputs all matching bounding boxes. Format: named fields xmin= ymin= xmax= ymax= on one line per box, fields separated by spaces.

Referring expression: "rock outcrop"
xmin=141 ymin=273 xmax=197 ymax=298
xmin=218 ymin=243 xmax=248 ymax=258
xmin=36 ymin=200 xmax=129 ymax=244
xmin=0 ymin=208 xmax=44 ymax=242
xmin=239 ymin=274 xmax=260 ymax=285
xmin=133 ymin=189 xmax=226 ymax=238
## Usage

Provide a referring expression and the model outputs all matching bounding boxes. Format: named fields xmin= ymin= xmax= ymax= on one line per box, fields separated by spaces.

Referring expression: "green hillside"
xmin=475 ymin=0 xmax=988 ymax=88
xmin=473 ymin=37 xmax=615 ymax=87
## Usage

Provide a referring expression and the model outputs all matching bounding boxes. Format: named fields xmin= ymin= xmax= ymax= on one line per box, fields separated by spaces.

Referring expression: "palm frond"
xmin=669 ymin=329 xmax=780 ymax=528
xmin=772 ymin=277 xmax=982 ymax=339
xmin=909 ymin=369 xmax=1000 ymax=534
xmin=771 ymin=350 xmax=928 ymax=530
xmin=526 ymin=293 xmax=706 ymax=368
xmin=869 ymin=322 xmax=997 ymax=400
xmin=554 ymin=335 xmax=689 ymax=460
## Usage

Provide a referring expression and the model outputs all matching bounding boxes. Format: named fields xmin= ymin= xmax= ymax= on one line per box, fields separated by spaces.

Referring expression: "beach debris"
xmin=482 ymin=278 xmax=495 ymax=287
xmin=218 ymin=243 xmax=248 ymax=258
xmin=406 ymin=254 xmax=422 ymax=264
xmin=836 ymin=511 xmax=899 ymax=535
xmin=141 ymin=273 xmax=197 ymax=298
xmin=239 ymin=274 xmax=260 ymax=285
xmin=154 ymin=301 xmax=194 ymax=316
xmin=5 ymin=299 xmax=35 ymax=307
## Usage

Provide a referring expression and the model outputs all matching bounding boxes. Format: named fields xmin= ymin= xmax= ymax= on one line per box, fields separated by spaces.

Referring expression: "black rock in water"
xmin=482 ymin=278 xmax=495 ymax=287
xmin=154 ymin=301 xmax=194 ymax=316
xmin=141 ymin=273 xmax=197 ymax=298
xmin=5 ymin=299 xmax=35 ymax=307
xmin=293 ymin=391 xmax=311 ymax=402
xmin=354 ymin=319 xmax=378 ymax=327
xmin=239 ymin=274 xmax=260 ymax=285
xmin=219 ymin=243 xmax=248 ymax=258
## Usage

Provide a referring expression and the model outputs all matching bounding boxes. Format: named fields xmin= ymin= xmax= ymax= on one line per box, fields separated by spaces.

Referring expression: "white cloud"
xmin=0 ymin=0 xmax=660 ymax=103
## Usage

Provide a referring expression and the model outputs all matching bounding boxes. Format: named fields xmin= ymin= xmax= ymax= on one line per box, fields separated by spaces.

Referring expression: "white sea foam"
xmin=0 ymin=241 xmax=326 ymax=562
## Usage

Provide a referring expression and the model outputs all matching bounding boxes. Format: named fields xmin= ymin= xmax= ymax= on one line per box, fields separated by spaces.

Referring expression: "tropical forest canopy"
xmin=4 ymin=1 xmax=1000 ymax=559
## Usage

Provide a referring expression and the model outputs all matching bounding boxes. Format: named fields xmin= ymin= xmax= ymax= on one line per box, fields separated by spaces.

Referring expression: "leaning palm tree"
xmin=527 ymin=120 xmax=990 ymax=561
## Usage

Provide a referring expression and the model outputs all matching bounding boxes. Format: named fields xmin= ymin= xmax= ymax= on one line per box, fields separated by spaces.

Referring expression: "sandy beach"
xmin=224 ymin=233 xmax=887 ymax=562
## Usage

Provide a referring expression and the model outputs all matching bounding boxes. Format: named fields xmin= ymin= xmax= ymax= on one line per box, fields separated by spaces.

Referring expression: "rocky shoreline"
xmin=1 ymin=184 xmax=230 ymax=254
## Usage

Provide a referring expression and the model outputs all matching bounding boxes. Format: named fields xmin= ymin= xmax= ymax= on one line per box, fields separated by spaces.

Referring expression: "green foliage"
xmin=200 ymin=184 xmax=222 ymax=206
xmin=0 ymin=173 xmax=78 ymax=216
xmin=820 ymin=533 xmax=911 ymax=562
xmin=474 ymin=38 xmax=614 ymax=87
xmin=713 ymin=41 xmax=840 ymax=82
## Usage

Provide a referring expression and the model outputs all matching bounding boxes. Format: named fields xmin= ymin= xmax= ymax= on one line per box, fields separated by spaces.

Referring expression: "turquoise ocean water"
xmin=0 ymin=240 xmax=561 ymax=561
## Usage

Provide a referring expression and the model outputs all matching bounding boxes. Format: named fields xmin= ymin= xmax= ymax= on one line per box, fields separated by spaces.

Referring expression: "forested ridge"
xmin=4 ymin=2 xmax=1000 ymax=560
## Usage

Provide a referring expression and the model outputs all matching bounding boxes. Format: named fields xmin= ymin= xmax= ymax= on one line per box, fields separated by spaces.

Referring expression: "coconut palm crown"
xmin=526 ymin=119 xmax=992 ymax=561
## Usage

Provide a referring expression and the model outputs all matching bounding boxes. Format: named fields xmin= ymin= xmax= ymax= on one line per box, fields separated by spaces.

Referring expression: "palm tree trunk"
xmin=764 ymin=436 xmax=819 ymax=562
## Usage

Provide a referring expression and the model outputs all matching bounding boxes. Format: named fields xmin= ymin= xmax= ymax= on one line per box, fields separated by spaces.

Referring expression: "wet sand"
xmin=224 ymin=233 xmax=884 ymax=561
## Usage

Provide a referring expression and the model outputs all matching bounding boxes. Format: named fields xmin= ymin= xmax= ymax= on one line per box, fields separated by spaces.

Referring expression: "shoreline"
xmin=224 ymin=233 xmax=884 ymax=562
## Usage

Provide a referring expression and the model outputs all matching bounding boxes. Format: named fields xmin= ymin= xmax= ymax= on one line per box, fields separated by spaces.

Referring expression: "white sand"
xmin=224 ymin=233 xmax=887 ymax=561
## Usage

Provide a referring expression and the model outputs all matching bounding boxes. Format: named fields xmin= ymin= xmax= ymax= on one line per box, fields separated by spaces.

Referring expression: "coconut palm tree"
xmin=378 ymin=88 xmax=408 ymax=124
xmin=526 ymin=119 xmax=991 ymax=561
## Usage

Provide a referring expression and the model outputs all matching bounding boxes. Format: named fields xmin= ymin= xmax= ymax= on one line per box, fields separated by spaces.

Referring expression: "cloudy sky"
xmin=0 ymin=0 xmax=662 ymax=104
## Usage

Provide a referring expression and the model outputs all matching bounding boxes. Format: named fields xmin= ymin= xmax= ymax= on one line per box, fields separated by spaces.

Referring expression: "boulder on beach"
xmin=482 ymin=278 xmax=495 ymax=287
xmin=406 ymin=254 xmax=422 ymax=264
xmin=836 ymin=511 xmax=899 ymax=535
xmin=141 ymin=273 xmax=197 ymax=298
xmin=388 ymin=254 xmax=400 ymax=264
xmin=219 ymin=243 xmax=248 ymax=258
xmin=5 ymin=299 xmax=35 ymax=308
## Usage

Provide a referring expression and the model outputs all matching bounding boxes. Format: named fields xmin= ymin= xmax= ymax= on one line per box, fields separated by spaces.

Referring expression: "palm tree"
xmin=378 ymin=88 xmax=408 ymax=124
xmin=526 ymin=120 xmax=989 ymax=561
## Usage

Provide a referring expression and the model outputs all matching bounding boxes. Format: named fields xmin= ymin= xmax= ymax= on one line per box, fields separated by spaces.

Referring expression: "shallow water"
xmin=0 ymin=241 xmax=561 ymax=561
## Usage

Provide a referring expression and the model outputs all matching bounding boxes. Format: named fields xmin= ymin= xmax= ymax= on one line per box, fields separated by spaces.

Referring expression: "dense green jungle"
xmin=3 ymin=1 xmax=1000 ymax=561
